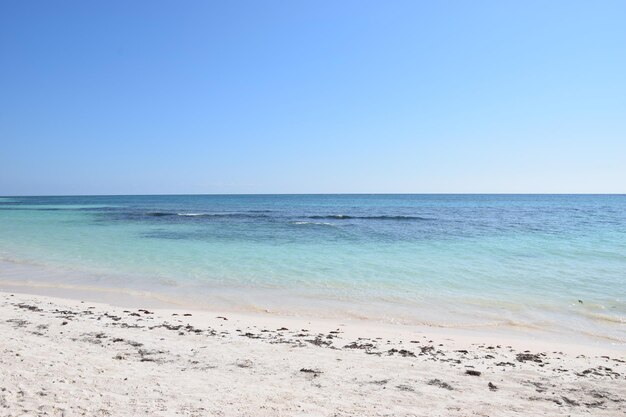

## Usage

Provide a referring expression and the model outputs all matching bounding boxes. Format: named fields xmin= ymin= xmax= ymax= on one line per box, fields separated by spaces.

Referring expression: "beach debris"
xmin=369 ymin=379 xmax=390 ymax=385
xmin=427 ymin=379 xmax=453 ymax=390
xmin=585 ymin=389 xmax=623 ymax=405
xmin=516 ymin=353 xmax=543 ymax=363
xmin=306 ymin=335 xmax=332 ymax=347
xmin=465 ymin=370 xmax=481 ymax=376
xmin=488 ymin=382 xmax=498 ymax=391
xmin=419 ymin=345 xmax=435 ymax=354
xmin=529 ymin=395 xmax=564 ymax=406
xmin=523 ymin=380 xmax=549 ymax=393
xmin=387 ymin=348 xmax=416 ymax=357
xmin=495 ymin=361 xmax=516 ymax=367
xmin=103 ymin=312 xmax=121 ymax=321
xmin=561 ymin=396 xmax=581 ymax=406
xmin=115 ymin=338 xmax=143 ymax=348
xmin=583 ymin=400 xmax=606 ymax=408
xmin=344 ymin=341 xmax=375 ymax=350
xmin=300 ymin=368 xmax=322 ymax=377
xmin=81 ymin=332 xmax=108 ymax=344
xmin=6 ymin=319 xmax=29 ymax=328
xmin=138 ymin=348 xmax=165 ymax=363
xmin=16 ymin=303 xmax=43 ymax=312
xmin=575 ymin=366 xmax=621 ymax=378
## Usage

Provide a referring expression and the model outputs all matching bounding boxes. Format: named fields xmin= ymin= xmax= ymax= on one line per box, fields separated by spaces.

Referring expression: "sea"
xmin=0 ymin=194 xmax=624 ymax=344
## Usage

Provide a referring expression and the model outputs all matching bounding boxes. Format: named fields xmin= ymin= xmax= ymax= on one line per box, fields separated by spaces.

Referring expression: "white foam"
xmin=292 ymin=221 xmax=335 ymax=226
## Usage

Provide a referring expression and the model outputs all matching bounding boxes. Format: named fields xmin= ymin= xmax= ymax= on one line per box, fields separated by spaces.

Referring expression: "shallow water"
xmin=0 ymin=194 xmax=624 ymax=343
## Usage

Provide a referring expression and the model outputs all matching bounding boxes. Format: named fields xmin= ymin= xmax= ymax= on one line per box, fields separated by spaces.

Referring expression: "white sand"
xmin=0 ymin=290 xmax=624 ymax=416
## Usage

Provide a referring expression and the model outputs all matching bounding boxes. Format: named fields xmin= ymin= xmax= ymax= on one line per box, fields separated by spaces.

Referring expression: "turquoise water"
xmin=0 ymin=195 xmax=624 ymax=342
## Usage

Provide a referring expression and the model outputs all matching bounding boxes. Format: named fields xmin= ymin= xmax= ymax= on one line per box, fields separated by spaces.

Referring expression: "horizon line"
xmin=2 ymin=192 xmax=625 ymax=198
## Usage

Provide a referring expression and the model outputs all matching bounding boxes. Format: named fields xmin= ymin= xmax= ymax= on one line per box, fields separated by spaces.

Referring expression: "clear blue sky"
xmin=1 ymin=1 xmax=625 ymax=195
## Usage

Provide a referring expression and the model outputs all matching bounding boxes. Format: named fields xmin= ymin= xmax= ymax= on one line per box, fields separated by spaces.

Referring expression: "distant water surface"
xmin=0 ymin=195 xmax=624 ymax=344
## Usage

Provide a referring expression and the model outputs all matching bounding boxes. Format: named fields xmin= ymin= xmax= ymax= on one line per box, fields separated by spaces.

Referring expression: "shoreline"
xmin=1 ymin=289 xmax=624 ymax=415
xmin=1 ymin=252 xmax=624 ymax=350
xmin=1 ymin=275 xmax=625 ymax=354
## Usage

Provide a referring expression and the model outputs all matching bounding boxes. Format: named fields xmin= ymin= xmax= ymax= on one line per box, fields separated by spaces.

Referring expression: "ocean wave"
xmin=114 ymin=211 xmax=430 ymax=221
xmin=307 ymin=215 xmax=431 ymax=221
xmin=146 ymin=212 xmax=270 ymax=218
xmin=580 ymin=310 xmax=626 ymax=324
xmin=291 ymin=221 xmax=336 ymax=227
xmin=179 ymin=212 xmax=270 ymax=218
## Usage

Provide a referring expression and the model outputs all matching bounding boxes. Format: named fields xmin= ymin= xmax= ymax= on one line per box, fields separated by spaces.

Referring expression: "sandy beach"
xmin=3 ymin=0 xmax=626 ymax=414
xmin=1 ymin=290 xmax=624 ymax=417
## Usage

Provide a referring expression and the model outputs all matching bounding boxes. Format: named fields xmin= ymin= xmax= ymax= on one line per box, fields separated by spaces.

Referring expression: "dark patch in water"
xmin=307 ymin=215 xmax=431 ymax=221
xmin=97 ymin=211 xmax=274 ymax=224
xmin=141 ymin=231 xmax=190 ymax=240
xmin=147 ymin=212 xmax=271 ymax=219
xmin=0 ymin=207 xmax=65 ymax=211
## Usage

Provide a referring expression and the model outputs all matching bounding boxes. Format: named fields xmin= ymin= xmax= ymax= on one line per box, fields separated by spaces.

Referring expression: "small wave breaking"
xmin=307 ymin=215 xmax=431 ymax=221
xmin=146 ymin=212 xmax=269 ymax=218
xmin=291 ymin=221 xmax=336 ymax=227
